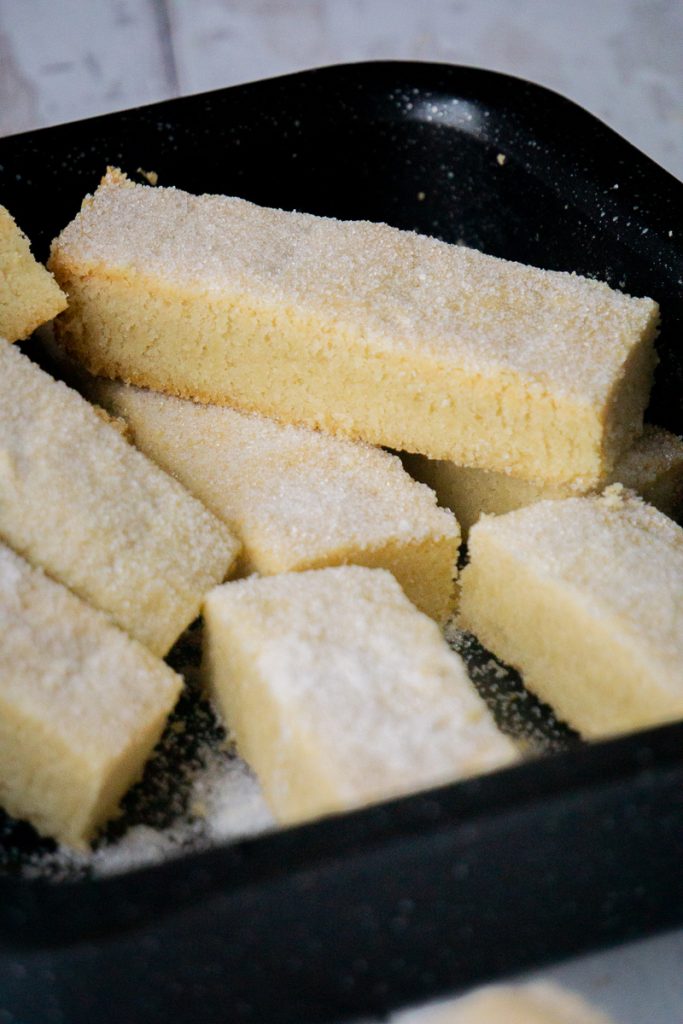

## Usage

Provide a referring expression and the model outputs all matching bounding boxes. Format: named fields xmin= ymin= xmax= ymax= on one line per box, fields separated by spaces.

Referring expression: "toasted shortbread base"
xmin=0 ymin=343 xmax=238 ymax=655
xmin=393 ymin=981 xmax=616 ymax=1023
xmin=403 ymin=425 xmax=683 ymax=536
xmin=0 ymin=205 xmax=66 ymax=341
xmin=85 ymin=378 xmax=460 ymax=621
xmin=203 ymin=566 xmax=518 ymax=825
xmin=49 ymin=170 xmax=659 ymax=486
xmin=459 ymin=488 xmax=683 ymax=738
xmin=0 ymin=543 xmax=182 ymax=848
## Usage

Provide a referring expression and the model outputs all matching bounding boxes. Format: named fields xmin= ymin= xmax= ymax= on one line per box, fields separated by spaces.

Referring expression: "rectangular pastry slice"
xmin=403 ymin=425 xmax=683 ymax=536
xmin=0 ymin=542 xmax=182 ymax=848
xmin=393 ymin=982 xmax=616 ymax=1023
xmin=49 ymin=169 xmax=659 ymax=486
xmin=1 ymin=204 xmax=66 ymax=341
xmin=203 ymin=565 xmax=518 ymax=825
xmin=0 ymin=342 xmax=239 ymax=655
xmin=87 ymin=377 xmax=460 ymax=621
xmin=459 ymin=487 xmax=683 ymax=738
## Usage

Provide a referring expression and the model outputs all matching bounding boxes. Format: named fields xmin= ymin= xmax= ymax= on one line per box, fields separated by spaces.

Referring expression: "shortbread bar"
xmin=459 ymin=488 xmax=683 ymax=738
xmin=0 ymin=542 xmax=182 ymax=847
xmin=87 ymin=377 xmax=460 ymax=621
xmin=403 ymin=425 xmax=683 ymax=536
xmin=393 ymin=982 xmax=616 ymax=1023
xmin=1 ymin=204 xmax=66 ymax=341
xmin=49 ymin=169 xmax=659 ymax=486
xmin=0 ymin=343 xmax=238 ymax=655
xmin=203 ymin=566 xmax=518 ymax=825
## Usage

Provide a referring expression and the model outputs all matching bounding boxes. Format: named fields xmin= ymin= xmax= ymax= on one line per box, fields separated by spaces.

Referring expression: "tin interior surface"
xmin=0 ymin=61 xmax=682 ymax=1024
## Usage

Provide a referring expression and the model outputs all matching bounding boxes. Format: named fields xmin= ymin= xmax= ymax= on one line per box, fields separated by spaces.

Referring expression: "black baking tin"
xmin=0 ymin=62 xmax=682 ymax=1024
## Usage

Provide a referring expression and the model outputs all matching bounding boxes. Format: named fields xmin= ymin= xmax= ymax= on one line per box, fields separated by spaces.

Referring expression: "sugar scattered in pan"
xmin=18 ymin=749 xmax=273 ymax=882
xmin=87 ymin=749 xmax=273 ymax=879
xmin=7 ymin=621 xmax=273 ymax=882
xmin=444 ymin=620 xmax=578 ymax=753
xmin=188 ymin=747 xmax=275 ymax=847
xmin=7 ymin=615 xmax=573 ymax=883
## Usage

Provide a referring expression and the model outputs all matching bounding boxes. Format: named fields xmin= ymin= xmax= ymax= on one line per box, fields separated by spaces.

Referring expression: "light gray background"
xmin=1 ymin=0 xmax=682 ymax=181
xmin=1 ymin=2 xmax=682 ymax=1021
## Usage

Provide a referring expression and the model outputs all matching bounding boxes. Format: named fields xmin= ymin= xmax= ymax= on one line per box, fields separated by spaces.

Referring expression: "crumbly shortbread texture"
xmin=0 ymin=542 xmax=182 ymax=848
xmin=0 ymin=205 xmax=66 ymax=341
xmin=393 ymin=981 xmax=616 ymax=1023
xmin=88 ymin=377 xmax=460 ymax=621
xmin=203 ymin=566 xmax=518 ymax=825
xmin=459 ymin=488 xmax=683 ymax=738
xmin=403 ymin=424 xmax=683 ymax=536
xmin=0 ymin=343 xmax=238 ymax=655
xmin=49 ymin=168 xmax=659 ymax=486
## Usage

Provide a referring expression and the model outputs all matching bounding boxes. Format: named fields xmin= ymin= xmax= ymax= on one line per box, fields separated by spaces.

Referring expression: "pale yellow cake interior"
xmin=393 ymin=981 xmax=616 ymax=1023
xmin=0 ymin=342 xmax=239 ymax=655
xmin=203 ymin=565 xmax=518 ymax=825
xmin=0 ymin=542 xmax=182 ymax=848
xmin=86 ymin=377 xmax=460 ymax=621
xmin=0 ymin=205 xmax=66 ymax=341
xmin=459 ymin=488 xmax=683 ymax=738
xmin=48 ymin=169 xmax=659 ymax=487
xmin=403 ymin=424 xmax=683 ymax=536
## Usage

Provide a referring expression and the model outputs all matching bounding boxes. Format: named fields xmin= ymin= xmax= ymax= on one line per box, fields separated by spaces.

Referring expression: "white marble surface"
xmin=0 ymin=2 xmax=682 ymax=1021
xmin=0 ymin=0 xmax=175 ymax=137
xmin=522 ymin=927 xmax=683 ymax=1023
xmin=0 ymin=0 xmax=682 ymax=180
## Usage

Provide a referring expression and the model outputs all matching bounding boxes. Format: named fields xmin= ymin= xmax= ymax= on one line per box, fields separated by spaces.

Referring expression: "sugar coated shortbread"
xmin=49 ymin=169 xmax=659 ymax=486
xmin=87 ymin=377 xmax=460 ymax=621
xmin=392 ymin=981 xmax=616 ymax=1023
xmin=203 ymin=565 xmax=518 ymax=825
xmin=0 ymin=542 xmax=182 ymax=847
xmin=1 ymin=204 xmax=66 ymax=341
xmin=459 ymin=488 xmax=683 ymax=738
xmin=403 ymin=425 xmax=683 ymax=536
xmin=0 ymin=342 xmax=238 ymax=655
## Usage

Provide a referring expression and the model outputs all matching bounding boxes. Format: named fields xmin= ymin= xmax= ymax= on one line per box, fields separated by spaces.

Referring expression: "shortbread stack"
xmin=0 ymin=167 xmax=681 ymax=851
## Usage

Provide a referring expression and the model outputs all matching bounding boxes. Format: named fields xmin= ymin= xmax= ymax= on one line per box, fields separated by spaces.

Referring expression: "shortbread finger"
xmin=393 ymin=981 xmax=616 ymax=1023
xmin=403 ymin=425 xmax=683 ymax=536
xmin=459 ymin=487 xmax=683 ymax=738
xmin=203 ymin=566 xmax=518 ymax=825
xmin=0 ymin=342 xmax=238 ymax=655
xmin=49 ymin=168 xmax=658 ymax=486
xmin=0 ymin=204 xmax=66 ymax=341
xmin=87 ymin=377 xmax=460 ymax=621
xmin=0 ymin=542 xmax=182 ymax=848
